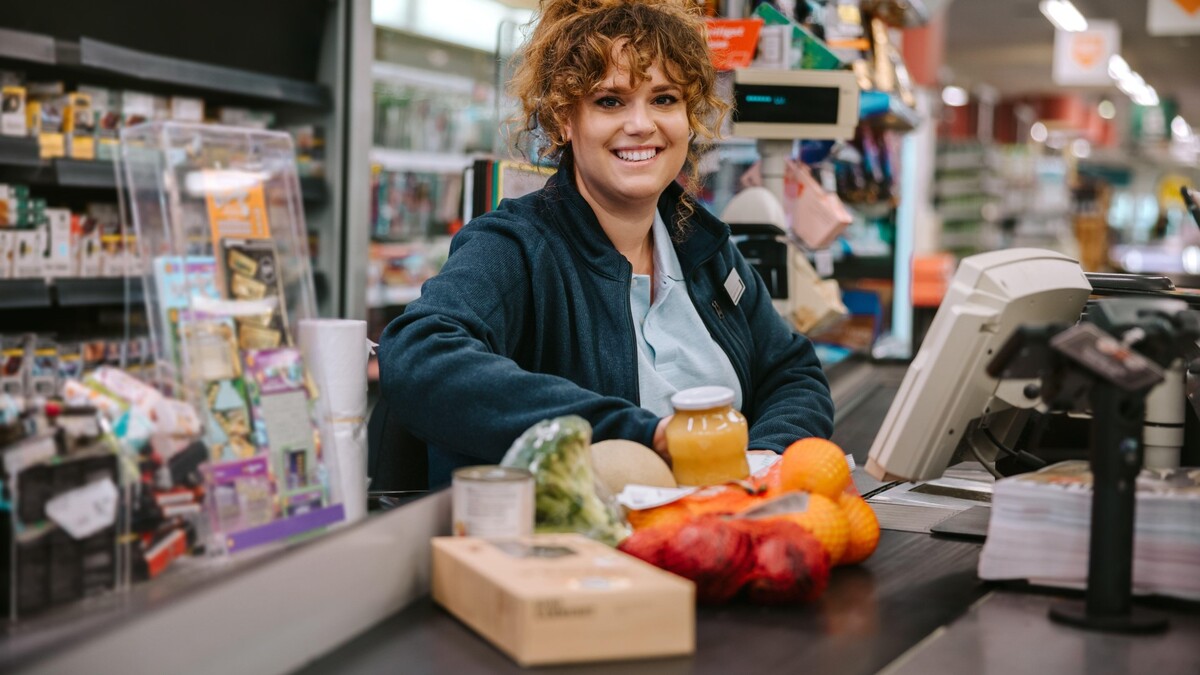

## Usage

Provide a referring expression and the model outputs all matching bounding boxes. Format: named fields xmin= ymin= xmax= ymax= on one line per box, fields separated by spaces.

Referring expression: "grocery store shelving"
xmin=371 ymin=61 xmax=476 ymax=95
xmin=0 ymin=26 xmax=331 ymax=110
xmin=0 ymin=141 xmax=328 ymax=202
xmin=0 ymin=277 xmax=142 ymax=308
xmin=366 ymin=284 xmax=422 ymax=309
xmin=0 ymin=26 xmax=55 ymax=64
xmin=370 ymin=147 xmax=475 ymax=174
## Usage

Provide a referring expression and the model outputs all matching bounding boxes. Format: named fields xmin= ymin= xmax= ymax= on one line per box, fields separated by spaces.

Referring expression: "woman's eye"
xmin=596 ymin=96 xmax=621 ymax=108
xmin=654 ymin=94 xmax=679 ymax=105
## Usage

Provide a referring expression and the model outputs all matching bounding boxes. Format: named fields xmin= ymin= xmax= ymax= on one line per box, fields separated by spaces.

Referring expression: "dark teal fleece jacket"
xmin=379 ymin=169 xmax=834 ymax=487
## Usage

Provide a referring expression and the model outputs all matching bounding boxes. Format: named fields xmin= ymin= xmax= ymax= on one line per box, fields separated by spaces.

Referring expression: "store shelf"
xmin=0 ymin=26 xmax=56 ymax=64
xmin=0 ymin=278 xmax=53 ymax=308
xmin=370 ymin=147 xmax=475 ymax=174
xmin=55 ymin=158 xmax=118 ymax=188
xmin=52 ymin=37 xmax=332 ymax=110
xmin=367 ymin=284 xmax=422 ymax=308
xmin=372 ymin=61 xmax=476 ymax=95
xmin=0 ymin=136 xmax=44 ymax=168
xmin=55 ymin=277 xmax=143 ymax=307
xmin=0 ymin=277 xmax=144 ymax=309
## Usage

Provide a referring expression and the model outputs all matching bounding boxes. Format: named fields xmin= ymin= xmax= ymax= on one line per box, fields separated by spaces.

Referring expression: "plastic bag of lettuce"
xmin=501 ymin=416 xmax=631 ymax=546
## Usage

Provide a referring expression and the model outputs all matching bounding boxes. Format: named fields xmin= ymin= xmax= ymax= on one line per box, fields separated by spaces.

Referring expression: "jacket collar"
xmin=541 ymin=168 xmax=729 ymax=281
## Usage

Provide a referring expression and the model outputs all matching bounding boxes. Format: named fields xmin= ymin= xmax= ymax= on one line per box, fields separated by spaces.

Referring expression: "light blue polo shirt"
xmin=630 ymin=211 xmax=743 ymax=417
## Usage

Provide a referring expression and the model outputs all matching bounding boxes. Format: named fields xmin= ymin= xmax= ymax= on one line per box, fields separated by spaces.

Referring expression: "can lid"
xmin=670 ymin=386 xmax=735 ymax=411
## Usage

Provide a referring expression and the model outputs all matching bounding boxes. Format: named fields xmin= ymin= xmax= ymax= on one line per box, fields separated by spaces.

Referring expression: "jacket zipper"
xmin=622 ymin=272 xmax=641 ymax=405
xmin=690 ymin=268 xmax=750 ymax=405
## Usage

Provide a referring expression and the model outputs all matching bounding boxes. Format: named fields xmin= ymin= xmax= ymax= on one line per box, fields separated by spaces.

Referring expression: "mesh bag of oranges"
xmin=625 ymin=438 xmax=880 ymax=567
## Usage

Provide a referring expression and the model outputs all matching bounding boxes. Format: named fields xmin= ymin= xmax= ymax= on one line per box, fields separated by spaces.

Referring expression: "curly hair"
xmin=507 ymin=0 xmax=729 ymax=235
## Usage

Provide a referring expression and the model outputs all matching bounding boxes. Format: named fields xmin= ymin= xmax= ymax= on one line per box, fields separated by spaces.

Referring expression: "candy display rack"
xmin=118 ymin=122 xmax=343 ymax=555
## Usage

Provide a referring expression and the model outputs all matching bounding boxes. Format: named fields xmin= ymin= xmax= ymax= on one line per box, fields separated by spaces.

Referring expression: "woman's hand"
xmin=653 ymin=416 xmax=673 ymax=467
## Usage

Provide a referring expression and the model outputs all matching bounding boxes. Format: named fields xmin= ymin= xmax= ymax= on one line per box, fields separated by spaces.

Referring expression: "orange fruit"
xmin=780 ymin=438 xmax=851 ymax=499
xmin=838 ymin=493 xmax=881 ymax=565
xmin=769 ymin=492 xmax=849 ymax=565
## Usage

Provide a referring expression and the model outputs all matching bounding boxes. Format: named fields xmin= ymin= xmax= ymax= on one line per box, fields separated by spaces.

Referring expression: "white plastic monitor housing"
xmin=732 ymin=68 xmax=861 ymax=141
xmin=866 ymin=249 xmax=1093 ymax=483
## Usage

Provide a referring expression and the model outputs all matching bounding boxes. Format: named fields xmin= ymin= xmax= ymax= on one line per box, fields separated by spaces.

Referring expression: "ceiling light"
xmin=941 ymin=86 xmax=969 ymax=107
xmin=1098 ymin=100 xmax=1116 ymax=119
xmin=1108 ymin=55 xmax=1130 ymax=80
xmin=1071 ymin=138 xmax=1091 ymax=158
xmin=1172 ymin=116 xmax=1192 ymax=139
xmin=1039 ymin=0 xmax=1088 ymax=32
xmin=1135 ymin=85 xmax=1159 ymax=108
xmin=1031 ymin=122 xmax=1049 ymax=143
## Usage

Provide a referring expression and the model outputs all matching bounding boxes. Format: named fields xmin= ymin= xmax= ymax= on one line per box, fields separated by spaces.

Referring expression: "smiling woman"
xmin=378 ymin=0 xmax=835 ymax=489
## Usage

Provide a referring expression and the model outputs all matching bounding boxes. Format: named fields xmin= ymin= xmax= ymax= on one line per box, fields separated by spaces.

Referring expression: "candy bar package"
xmin=220 ymin=238 xmax=291 ymax=349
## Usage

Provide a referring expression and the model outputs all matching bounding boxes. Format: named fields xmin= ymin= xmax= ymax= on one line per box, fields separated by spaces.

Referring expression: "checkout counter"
xmin=2 ymin=361 xmax=1198 ymax=674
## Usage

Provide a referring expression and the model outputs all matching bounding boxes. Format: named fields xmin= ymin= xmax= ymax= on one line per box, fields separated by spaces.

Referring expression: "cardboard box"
xmin=432 ymin=534 xmax=694 ymax=667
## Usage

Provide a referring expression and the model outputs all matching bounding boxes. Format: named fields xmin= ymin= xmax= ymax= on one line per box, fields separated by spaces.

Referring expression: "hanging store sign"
xmin=1148 ymin=0 xmax=1200 ymax=36
xmin=706 ymin=18 xmax=764 ymax=71
xmin=1053 ymin=21 xmax=1121 ymax=86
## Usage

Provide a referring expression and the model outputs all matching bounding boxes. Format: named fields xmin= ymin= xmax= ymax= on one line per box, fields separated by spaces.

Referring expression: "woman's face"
xmin=564 ymin=59 xmax=690 ymax=213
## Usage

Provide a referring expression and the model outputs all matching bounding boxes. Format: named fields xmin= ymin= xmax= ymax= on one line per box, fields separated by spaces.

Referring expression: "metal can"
xmin=451 ymin=466 xmax=535 ymax=538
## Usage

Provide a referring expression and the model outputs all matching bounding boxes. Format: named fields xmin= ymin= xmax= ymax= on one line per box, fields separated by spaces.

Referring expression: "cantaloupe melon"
xmin=591 ymin=440 xmax=677 ymax=493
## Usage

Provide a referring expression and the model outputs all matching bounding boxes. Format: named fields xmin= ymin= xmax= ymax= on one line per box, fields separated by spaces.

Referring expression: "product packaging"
xmin=43 ymin=207 xmax=73 ymax=277
xmin=1 ymin=85 xmax=27 ymax=137
xmin=65 ymin=92 xmax=95 ymax=160
xmin=432 ymin=534 xmax=695 ymax=666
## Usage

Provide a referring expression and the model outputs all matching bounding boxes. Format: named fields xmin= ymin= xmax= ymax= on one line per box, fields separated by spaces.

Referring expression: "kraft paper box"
xmin=432 ymin=534 xmax=695 ymax=667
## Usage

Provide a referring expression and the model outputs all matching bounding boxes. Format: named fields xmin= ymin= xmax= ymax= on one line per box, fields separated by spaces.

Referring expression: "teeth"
xmin=616 ymin=148 xmax=657 ymax=162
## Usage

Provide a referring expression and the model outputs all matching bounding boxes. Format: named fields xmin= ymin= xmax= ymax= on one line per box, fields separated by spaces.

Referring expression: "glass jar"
xmin=665 ymin=386 xmax=749 ymax=486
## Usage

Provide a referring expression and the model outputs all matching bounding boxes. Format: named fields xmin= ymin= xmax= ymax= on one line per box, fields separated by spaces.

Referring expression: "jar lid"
xmin=671 ymin=386 xmax=735 ymax=411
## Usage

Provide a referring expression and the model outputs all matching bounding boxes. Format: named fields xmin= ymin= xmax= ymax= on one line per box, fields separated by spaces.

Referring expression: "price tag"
xmin=45 ymin=478 xmax=119 ymax=539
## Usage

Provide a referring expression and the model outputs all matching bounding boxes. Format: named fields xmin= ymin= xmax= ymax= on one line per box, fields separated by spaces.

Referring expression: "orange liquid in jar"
xmin=666 ymin=404 xmax=749 ymax=486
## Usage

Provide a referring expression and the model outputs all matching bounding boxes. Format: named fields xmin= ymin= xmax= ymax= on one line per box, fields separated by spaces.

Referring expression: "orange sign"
xmin=1071 ymin=34 xmax=1105 ymax=68
xmin=1175 ymin=0 xmax=1200 ymax=15
xmin=706 ymin=18 xmax=763 ymax=71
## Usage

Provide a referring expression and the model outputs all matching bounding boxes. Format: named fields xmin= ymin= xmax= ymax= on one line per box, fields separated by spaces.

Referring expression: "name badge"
xmin=724 ymin=269 xmax=745 ymax=306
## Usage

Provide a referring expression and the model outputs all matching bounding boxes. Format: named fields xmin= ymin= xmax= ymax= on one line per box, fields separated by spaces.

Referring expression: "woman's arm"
xmin=378 ymin=217 xmax=660 ymax=465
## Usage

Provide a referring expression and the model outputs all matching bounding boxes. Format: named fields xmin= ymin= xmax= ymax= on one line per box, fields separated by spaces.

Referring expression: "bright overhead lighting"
xmin=1039 ymin=0 xmax=1088 ymax=32
xmin=1108 ymin=55 xmax=1130 ymax=80
xmin=941 ymin=86 xmax=969 ymax=107
xmin=1172 ymin=116 xmax=1192 ymax=139
xmin=1098 ymin=100 xmax=1116 ymax=119
xmin=1031 ymin=122 xmax=1049 ymax=143
xmin=1135 ymin=85 xmax=1159 ymax=107
xmin=1071 ymin=138 xmax=1091 ymax=158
